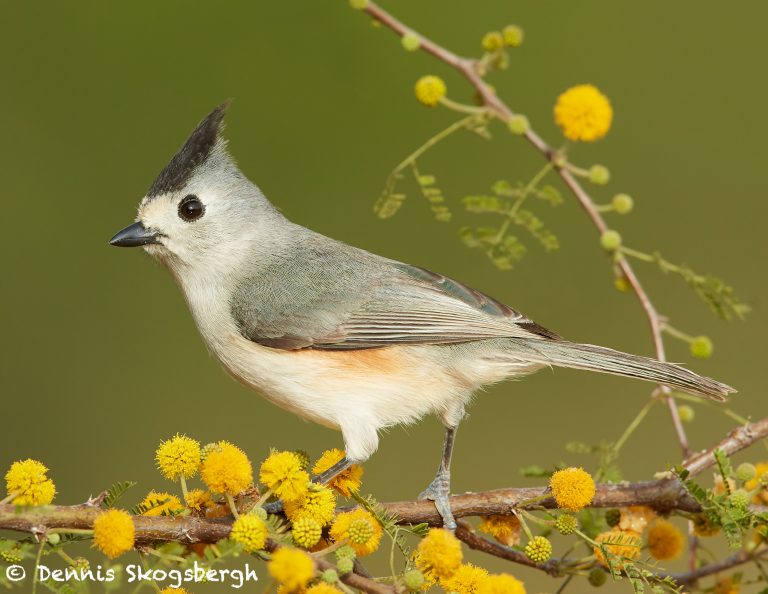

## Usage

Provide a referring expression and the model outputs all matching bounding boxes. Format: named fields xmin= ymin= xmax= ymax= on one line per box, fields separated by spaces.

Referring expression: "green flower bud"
xmin=0 ymin=549 xmax=22 ymax=564
xmin=736 ymin=463 xmax=757 ymax=482
xmin=252 ymin=506 xmax=268 ymax=520
xmin=502 ymin=25 xmax=524 ymax=47
xmin=600 ymin=230 xmax=622 ymax=251
xmin=589 ymin=568 xmax=608 ymax=587
xmin=47 ymin=533 xmax=61 ymax=545
xmin=614 ymin=276 xmax=630 ymax=293
xmin=690 ymin=336 xmax=713 ymax=359
xmin=336 ymin=557 xmax=354 ymax=575
xmin=524 ymin=535 xmax=552 ymax=563
xmin=335 ymin=544 xmax=357 ymax=561
xmin=677 ymin=405 xmax=695 ymax=423
xmin=321 ymin=568 xmax=339 ymax=583
xmin=72 ymin=557 xmax=90 ymax=572
xmin=612 ymin=193 xmax=634 ymax=214
xmin=729 ymin=489 xmax=750 ymax=510
xmin=589 ymin=164 xmax=610 ymax=185
xmin=507 ymin=114 xmax=530 ymax=135
xmin=403 ymin=569 xmax=426 ymax=590
xmin=481 ymin=31 xmax=504 ymax=52
xmin=605 ymin=509 xmax=621 ymax=527
xmin=555 ymin=514 xmax=578 ymax=535
xmin=401 ymin=32 xmax=420 ymax=52
xmin=349 ymin=0 xmax=369 ymax=9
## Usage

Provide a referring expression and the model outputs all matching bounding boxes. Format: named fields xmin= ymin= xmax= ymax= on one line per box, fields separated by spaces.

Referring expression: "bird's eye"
xmin=178 ymin=195 xmax=205 ymax=222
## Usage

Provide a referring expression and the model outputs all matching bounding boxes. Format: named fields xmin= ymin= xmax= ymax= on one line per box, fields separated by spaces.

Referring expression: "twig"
xmin=362 ymin=0 xmax=692 ymax=457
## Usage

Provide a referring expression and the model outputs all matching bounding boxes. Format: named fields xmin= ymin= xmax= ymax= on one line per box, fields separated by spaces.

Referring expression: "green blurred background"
xmin=2 ymin=1 xmax=766 ymax=591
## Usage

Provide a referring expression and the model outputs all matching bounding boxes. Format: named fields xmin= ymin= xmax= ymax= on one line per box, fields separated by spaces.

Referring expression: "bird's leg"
xmin=312 ymin=456 xmax=352 ymax=484
xmin=419 ymin=426 xmax=457 ymax=531
xmin=264 ymin=456 xmax=353 ymax=515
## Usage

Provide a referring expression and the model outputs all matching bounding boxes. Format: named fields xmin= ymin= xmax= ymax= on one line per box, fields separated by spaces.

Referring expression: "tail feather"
xmin=507 ymin=339 xmax=735 ymax=401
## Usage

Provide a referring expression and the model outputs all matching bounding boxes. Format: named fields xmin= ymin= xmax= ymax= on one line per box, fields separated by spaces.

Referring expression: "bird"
xmin=110 ymin=103 xmax=734 ymax=530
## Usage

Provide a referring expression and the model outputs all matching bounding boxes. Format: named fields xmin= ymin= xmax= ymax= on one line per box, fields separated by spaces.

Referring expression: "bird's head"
xmin=110 ymin=103 xmax=281 ymax=277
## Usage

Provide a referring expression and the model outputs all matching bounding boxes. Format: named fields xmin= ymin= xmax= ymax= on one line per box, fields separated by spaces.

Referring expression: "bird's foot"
xmin=418 ymin=469 xmax=456 ymax=531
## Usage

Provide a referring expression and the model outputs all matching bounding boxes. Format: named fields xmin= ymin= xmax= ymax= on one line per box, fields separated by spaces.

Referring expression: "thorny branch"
xmin=361 ymin=0 xmax=693 ymax=458
xmin=1 ymin=418 xmax=765 ymax=592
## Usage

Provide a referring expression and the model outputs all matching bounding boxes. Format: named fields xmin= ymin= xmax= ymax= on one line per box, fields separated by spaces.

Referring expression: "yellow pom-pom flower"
xmin=549 ymin=467 xmax=595 ymax=512
xmin=647 ymin=519 xmax=685 ymax=560
xmin=155 ymin=434 xmax=201 ymax=481
xmin=479 ymin=573 xmax=526 ymax=594
xmin=414 ymin=528 xmax=463 ymax=580
xmin=414 ymin=76 xmax=447 ymax=107
xmin=93 ymin=509 xmax=135 ymax=559
xmin=478 ymin=515 xmax=521 ymax=546
xmin=4 ymin=459 xmax=56 ymax=506
xmin=200 ymin=441 xmax=253 ymax=496
xmin=231 ymin=514 xmax=268 ymax=552
xmin=292 ymin=516 xmax=322 ymax=549
xmin=745 ymin=462 xmax=768 ymax=503
xmin=139 ymin=491 xmax=183 ymax=516
xmin=284 ymin=483 xmax=336 ymax=526
xmin=524 ymin=536 xmax=552 ymax=563
xmin=160 ymin=589 xmax=190 ymax=594
xmin=312 ymin=449 xmax=363 ymax=497
xmin=593 ymin=529 xmax=642 ymax=569
xmin=554 ymin=84 xmax=613 ymax=142
xmin=260 ymin=450 xmax=309 ymax=503
xmin=329 ymin=508 xmax=382 ymax=556
xmin=442 ymin=563 xmax=489 ymax=593
xmin=185 ymin=489 xmax=213 ymax=512
xmin=268 ymin=548 xmax=315 ymax=591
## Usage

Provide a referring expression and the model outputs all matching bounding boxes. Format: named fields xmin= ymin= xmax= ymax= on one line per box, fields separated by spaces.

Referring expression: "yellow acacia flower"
xmin=593 ymin=529 xmax=642 ymax=569
xmin=93 ymin=509 xmax=135 ymax=559
xmin=714 ymin=576 xmax=741 ymax=594
xmin=478 ymin=514 xmax=521 ymax=546
xmin=745 ymin=462 xmax=768 ymax=503
xmin=4 ymin=459 xmax=56 ymax=506
xmin=292 ymin=516 xmax=322 ymax=548
xmin=329 ymin=508 xmax=382 ymax=556
xmin=139 ymin=491 xmax=183 ymax=516
xmin=185 ymin=489 xmax=213 ymax=512
xmin=549 ymin=467 xmax=595 ymax=512
xmin=415 ymin=528 xmax=463 ymax=580
xmin=200 ymin=441 xmax=253 ymax=496
xmin=268 ymin=548 xmax=315 ymax=591
xmin=414 ymin=76 xmax=447 ymax=107
xmin=284 ymin=483 xmax=336 ymax=526
xmin=693 ymin=514 xmax=720 ymax=537
xmin=260 ymin=450 xmax=309 ymax=503
xmin=231 ymin=514 xmax=268 ymax=552
xmin=441 ymin=563 xmax=489 ymax=594
xmin=554 ymin=84 xmax=613 ymax=142
xmin=524 ymin=536 xmax=552 ymax=563
xmin=160 ymin=589 xmax=190 ymax=594
xmin=618 ymin=506 xmax=656 ymax=533
xmin=647 ymin=519 xmax=685 ymax=560
xmin=312 ymin=449 xmax=363 ymax=497
xmin=479 ymin=573 xmax=526 ymax=594
xmin=155 ymin=434 xmax=201 ymax=481
xmin=307 ymin=585 xmax=344 ymax=594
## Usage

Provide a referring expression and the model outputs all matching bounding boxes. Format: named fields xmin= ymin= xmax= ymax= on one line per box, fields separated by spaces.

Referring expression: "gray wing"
xmin=230 ymin=236 xmax=560 ymax=350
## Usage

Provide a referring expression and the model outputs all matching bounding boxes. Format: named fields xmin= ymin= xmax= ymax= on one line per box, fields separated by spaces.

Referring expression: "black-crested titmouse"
xmin=110 ymin=104 xmax=733 ymax=529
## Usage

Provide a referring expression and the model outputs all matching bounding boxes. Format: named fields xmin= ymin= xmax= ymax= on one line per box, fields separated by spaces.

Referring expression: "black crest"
xmin=146 ymin=102 xmax=229 ymax=198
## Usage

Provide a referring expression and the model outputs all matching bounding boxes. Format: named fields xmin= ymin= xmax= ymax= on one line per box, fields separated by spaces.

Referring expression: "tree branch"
xmin=362 ymin=0 xmax=692 ymax=457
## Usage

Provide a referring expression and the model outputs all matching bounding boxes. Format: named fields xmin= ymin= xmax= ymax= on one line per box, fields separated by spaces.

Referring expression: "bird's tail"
xmin=505 ymin=338 xmax=735 ymax=401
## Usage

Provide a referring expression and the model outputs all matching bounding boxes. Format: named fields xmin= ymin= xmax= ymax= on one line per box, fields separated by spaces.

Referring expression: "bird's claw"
xmin=418 ymin=470 xmax=456 ymax=531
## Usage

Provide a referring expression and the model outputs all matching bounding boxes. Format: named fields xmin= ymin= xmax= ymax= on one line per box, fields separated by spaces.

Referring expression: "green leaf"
xmin=102 ymin=481 xmax=137 ymax=509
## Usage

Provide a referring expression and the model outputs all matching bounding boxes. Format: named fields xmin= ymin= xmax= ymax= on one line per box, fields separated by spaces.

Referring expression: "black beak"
xmin=109 ymin=221 xmax=160 ymax=247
